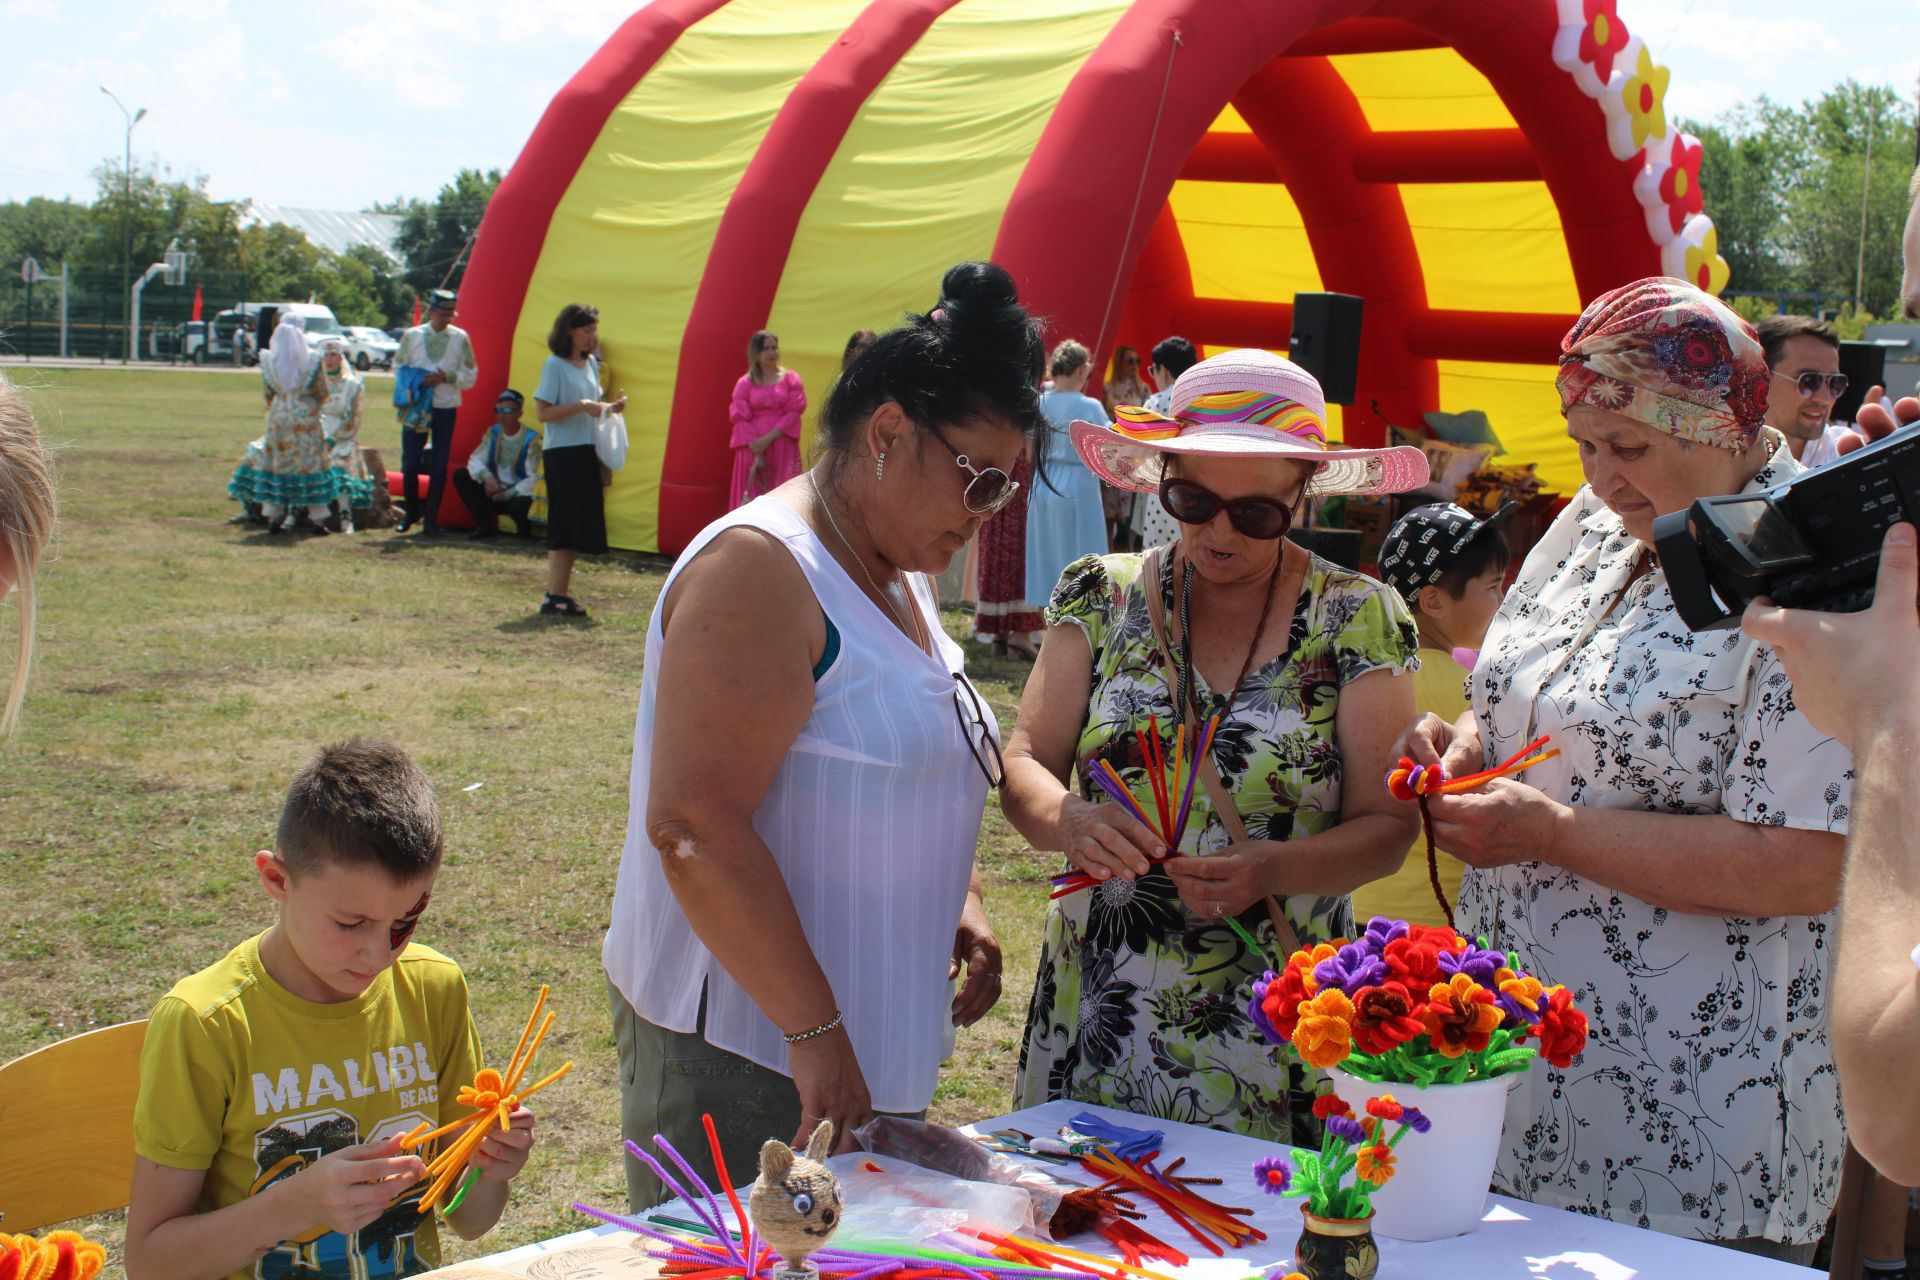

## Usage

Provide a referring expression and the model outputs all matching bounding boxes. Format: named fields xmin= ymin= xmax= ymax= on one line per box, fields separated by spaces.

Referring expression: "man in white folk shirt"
xmin=395 ymin=287 xmax=478 ymax=536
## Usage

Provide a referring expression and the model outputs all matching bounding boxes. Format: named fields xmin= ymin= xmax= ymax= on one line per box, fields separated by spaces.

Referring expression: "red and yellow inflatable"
xmin=452 ymin=0 xmax=1729 ymax=554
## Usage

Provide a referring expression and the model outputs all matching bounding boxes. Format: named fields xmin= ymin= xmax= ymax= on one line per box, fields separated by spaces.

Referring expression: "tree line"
xmin=1686 ymin=80 xmax=1916 ymax=322
xmin=0 ymin=162 xmax=500 ymax=330
xmin=1 ymin=79 xmax=1912 ymax=334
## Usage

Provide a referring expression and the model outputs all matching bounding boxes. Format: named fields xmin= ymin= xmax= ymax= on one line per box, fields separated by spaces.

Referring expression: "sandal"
xmin=540 ymin=594 xmax=589 ymax=617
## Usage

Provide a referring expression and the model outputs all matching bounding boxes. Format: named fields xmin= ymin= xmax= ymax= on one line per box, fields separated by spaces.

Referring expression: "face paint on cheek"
xmin=391 ymin=891 xmax=431 ymax=950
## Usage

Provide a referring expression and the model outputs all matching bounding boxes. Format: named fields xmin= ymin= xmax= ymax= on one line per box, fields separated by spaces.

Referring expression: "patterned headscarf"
xmin=1555 ymin=276 xmax=1770 ymax=452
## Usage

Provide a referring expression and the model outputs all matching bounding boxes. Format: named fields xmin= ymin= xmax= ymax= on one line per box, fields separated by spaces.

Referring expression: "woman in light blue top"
xmin=1026 ymin=340 xmax=1110 ymax=602
xmin=535 ymin=302 xmax=626 ymax=617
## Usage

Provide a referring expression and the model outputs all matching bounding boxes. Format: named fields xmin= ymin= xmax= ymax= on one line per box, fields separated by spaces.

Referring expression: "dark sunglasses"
xmin=951 ymin=674 xmax=1005 ymax=789
xmin=926 ymin=425 xmax=1019 ymax=514
xmin=1773 ymin=369 xmax=1849 ymax=398
xmin=1159 ymin=477 xmax=1298 ymax=539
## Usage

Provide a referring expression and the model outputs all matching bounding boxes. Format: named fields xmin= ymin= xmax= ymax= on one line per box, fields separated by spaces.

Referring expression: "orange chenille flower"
xmin=1354 ymin=1143 xmax=1396 ymax=1187
xmin=1292 ymin=988 xmax=1355 ymax=1069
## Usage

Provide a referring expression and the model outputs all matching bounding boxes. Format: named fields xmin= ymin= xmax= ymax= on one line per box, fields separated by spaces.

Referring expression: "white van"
xmin=216 ymin=301 xmax=345 ymax=364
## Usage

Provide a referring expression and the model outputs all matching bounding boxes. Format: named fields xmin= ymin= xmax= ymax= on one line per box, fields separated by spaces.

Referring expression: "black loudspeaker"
xmin=1289 ymin=291 xmax=1364 ymax=405
xmin=1835 ymin=340 xmax=1888 ymax=425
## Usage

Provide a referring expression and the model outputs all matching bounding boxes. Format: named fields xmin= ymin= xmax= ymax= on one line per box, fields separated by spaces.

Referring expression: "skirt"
xmin=974 ymin=453 xmax=1043 ymax=635
xmin=544 ymin=443 xmax=608 ymax=553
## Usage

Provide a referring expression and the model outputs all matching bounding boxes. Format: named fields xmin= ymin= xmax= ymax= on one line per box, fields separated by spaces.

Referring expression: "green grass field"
xmin=0 ymin=367 xmax=1052 ymax=1265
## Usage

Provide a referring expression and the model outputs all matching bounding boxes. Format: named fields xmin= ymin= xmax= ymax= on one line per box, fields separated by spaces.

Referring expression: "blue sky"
xmin=0 ymin=0 xmax=1913 ymax=211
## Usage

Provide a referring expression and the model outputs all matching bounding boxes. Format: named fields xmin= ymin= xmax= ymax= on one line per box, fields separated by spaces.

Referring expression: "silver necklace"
xmin=809 ymin=471 xmax=927 ymax=652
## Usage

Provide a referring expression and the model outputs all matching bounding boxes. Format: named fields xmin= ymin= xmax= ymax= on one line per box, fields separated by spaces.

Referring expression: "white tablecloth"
xmin=466 ymin=1100 xmax=1818 ymax=1278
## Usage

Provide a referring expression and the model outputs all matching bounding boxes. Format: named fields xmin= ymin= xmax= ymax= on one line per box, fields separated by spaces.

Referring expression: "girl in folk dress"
xmin=228 ymin=317 xmax=355 ymax=536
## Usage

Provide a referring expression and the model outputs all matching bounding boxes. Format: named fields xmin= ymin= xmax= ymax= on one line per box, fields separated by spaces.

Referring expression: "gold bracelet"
xmin=782 ymin=1012 xmax=843 ymax=1045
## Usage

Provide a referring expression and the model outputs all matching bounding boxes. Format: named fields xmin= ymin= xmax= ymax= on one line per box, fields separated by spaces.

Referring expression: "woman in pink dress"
xmin=730 ymin=330 xmax=807 ymax=509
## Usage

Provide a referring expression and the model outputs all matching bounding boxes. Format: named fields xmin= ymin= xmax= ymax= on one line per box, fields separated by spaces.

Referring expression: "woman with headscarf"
xmin=227 ymin=315 xmax=354 ymax=535
xmin=1003 ymin=348 xmax=1429 ymax=1143
xmin=316 ymin=338 xmax=375 ymax=533
xmin=1400 ymin=278 xmax=1852 ymax=1265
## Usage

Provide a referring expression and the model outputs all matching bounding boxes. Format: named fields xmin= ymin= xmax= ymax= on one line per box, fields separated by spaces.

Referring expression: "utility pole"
xmin=100 ymin=85 xmax=146 ymax=363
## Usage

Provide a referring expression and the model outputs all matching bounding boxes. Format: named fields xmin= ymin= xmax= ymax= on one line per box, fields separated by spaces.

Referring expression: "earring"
xmin=876 ymin=452 xmax=887 ymax=481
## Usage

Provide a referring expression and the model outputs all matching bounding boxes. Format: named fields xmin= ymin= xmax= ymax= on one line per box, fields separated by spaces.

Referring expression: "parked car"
xmin=342 ymin=326 xmax=398 ymax=371
xmin=213 ymin=301 xmax=345 ymax=365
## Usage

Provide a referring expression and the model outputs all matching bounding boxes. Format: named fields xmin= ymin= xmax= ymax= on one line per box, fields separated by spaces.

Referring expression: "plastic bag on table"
xmin=821 ymin=1152 xmax=1033 ymax=1243
xmin=852 ymin=1116 xmax=1100 ymax=1239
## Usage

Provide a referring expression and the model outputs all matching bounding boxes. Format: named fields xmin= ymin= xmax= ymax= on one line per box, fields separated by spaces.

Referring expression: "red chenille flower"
xmin=1350 ymin=982 xmax=1426 ymax=1056
xmin=1381 ymin=936 xmax=1445 ymax=987
xmin=1262 ymin=962 xmax=1315 ymax=1042
xmin=1526 ymin=985 xmax=1591 ymax=1068
xmin=1311 ymin=1094 xmax=1352 ymax=1121
xmin=1365 ymin=1095 xmax=1404 ymax=1122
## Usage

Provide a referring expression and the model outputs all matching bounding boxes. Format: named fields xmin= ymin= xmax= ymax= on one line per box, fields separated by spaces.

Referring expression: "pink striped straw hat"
xmin=1070 ymin=348 xmax=1430 ymax=497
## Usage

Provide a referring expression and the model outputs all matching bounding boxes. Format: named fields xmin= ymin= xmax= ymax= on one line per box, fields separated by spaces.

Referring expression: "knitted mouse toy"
xmin=750 ymin=1120 xmax=843 ymax=1279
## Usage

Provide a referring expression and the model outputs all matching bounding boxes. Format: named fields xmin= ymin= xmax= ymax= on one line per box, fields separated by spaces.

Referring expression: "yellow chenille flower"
xmin=1292 ymin=988 xmax=1355 ymax=1069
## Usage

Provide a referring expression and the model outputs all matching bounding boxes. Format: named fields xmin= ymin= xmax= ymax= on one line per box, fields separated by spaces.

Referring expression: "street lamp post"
xmin=100 ymin=85 xmax=146 ymax=363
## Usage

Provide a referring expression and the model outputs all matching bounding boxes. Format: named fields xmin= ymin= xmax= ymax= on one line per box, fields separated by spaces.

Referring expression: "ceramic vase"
xmin=1329 ymin=1066 xmax=1520 ymax=1241
xmin=1293 ymin=1205 xmax=1378 ymax=1280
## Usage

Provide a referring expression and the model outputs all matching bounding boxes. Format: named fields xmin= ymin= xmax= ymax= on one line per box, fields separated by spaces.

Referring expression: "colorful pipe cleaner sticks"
xmin=575 ymin=1115 xmax=1113 ymax=1280
xmin=1383 ymin=734 xmax=1560 ymax=928
xmin=397 ymin=983 xmax=575 ymax=1215
xmin=0 ymin=1233 xmax=105 ymax=1280
xmin=1063 ymin=1113 xmax=1263 ymax=1258
xmin=1051 ymin=716 xmax=1219 ymax=900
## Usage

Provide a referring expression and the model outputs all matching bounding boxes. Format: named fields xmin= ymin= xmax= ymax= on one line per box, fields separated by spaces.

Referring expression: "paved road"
xmin=0 ymin=356 xmax=394 ymax=377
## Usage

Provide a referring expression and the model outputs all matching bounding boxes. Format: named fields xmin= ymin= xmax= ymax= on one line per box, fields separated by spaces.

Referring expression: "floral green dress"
xmin=1013 ymin=550 xmax=1417 ymax=1142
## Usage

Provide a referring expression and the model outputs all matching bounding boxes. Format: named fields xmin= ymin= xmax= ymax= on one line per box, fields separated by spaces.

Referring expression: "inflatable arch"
xmin=452 ymin=0 xmax=1729 ymax=554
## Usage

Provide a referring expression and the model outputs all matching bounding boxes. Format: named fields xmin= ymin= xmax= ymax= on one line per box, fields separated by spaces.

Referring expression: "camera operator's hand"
xmin=1742 ymin=522 xmax=1920 ymax=748
xmin=1836 ymin=385 xmax=1920 ymax=457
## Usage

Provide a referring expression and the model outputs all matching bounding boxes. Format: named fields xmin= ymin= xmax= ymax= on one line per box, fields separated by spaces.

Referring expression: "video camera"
xmin=1654 ymin=426 xmax=1920 ymax=631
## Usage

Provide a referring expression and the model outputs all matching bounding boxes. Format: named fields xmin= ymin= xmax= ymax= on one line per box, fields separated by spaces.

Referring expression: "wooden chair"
xmin=0 ymin=1020 xmax=148 ymax=1231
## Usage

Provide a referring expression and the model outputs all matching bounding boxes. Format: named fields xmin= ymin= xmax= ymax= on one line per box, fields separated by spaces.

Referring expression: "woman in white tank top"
xmin=602 ymin=263 xmax=1048 ymax=1208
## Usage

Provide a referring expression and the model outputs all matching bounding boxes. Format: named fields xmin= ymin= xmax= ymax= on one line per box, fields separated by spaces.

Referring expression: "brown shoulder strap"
xmin=1141 ymin=549 xmax=1302 ymax=956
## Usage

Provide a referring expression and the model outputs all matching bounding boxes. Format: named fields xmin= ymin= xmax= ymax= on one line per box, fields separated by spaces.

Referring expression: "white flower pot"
xmin=1328 ymin=1066 xmax=1519 ymax=1241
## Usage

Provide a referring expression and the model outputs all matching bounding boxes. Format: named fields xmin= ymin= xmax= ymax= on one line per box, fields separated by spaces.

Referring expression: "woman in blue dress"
xmin=1027 ymin=341 xmax=1110 ymax=602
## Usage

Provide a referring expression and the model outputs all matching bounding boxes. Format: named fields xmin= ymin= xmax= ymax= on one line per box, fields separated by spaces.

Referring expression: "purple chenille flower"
xmin=1401 ymin=1107 xmax=1432 ymax=1134
xmin=1252 ymin=1156 xmax=1293 ymax=1195
xmin=1246 ymin=972 xmax=1282 ymax=1045
xmin=1437 ymin=940 xmax=1507 ymax=987
xmin=1326 ymin=1115 xmax=1368 ymax=1144
xmin=1495 ymin=989 xmax=1544 ymax=1027
xmin=1314 ymin=942 xmax=1389 ymax=996
xmin=1361 ymin=916 xmax=1409 ymax=954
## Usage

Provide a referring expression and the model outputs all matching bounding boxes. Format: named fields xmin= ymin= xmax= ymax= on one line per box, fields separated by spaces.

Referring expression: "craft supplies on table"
xmin=443 ymin=1101 xmax=1819 ymax=1280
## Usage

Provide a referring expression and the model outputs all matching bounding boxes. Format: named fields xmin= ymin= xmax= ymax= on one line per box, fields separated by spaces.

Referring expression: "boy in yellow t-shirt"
xmin=126 ymin=740 xmax=538 ymax=1280
xmin=1353 ymin=502 xmax=1514 ymax=928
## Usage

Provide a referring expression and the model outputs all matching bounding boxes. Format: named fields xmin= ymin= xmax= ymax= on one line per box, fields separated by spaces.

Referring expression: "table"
xmin=461 ymin=1101 xmax=1819 ymax=1279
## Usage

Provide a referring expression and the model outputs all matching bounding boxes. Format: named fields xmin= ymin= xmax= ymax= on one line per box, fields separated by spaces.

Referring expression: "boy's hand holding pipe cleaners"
xmin=1051 ymin=716 xmax=1218 ymax=900
xmin=1384 ymin=734 xmax=1560 ymax=929
xmin=394 ymin=983 xmax=574 ymax=1214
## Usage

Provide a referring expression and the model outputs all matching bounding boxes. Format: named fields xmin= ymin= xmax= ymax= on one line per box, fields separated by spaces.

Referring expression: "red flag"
xmin=191 ymin=285 xmax=203 ymax=322
xmin=411 ymin=296 xmax=421 ymax=325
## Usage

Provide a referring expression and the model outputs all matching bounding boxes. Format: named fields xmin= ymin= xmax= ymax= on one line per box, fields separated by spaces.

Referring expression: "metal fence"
xmin=0 ymin=267 xmax=271 ymax=363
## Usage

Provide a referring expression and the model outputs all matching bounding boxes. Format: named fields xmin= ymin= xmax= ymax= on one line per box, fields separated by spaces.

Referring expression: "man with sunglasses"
xmin=1757 ymin=314 xmax=1856 ymax=468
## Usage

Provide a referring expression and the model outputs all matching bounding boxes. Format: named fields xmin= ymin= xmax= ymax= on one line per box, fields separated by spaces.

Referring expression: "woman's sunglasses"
xmin=926 ymin=426 xmax=1019 ymax=514
xmin=1772 ymin=369 xmax=1849 ymax=398
xmin=1159 ymin=477 xmax=1297 ymax=539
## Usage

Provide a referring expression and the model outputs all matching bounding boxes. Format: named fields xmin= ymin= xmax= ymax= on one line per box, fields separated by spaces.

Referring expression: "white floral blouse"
xmin=1459 ymin=440 xmax=1853 ymax=1247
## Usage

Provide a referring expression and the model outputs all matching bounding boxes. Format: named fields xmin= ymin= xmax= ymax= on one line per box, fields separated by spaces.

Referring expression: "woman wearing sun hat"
xmin=1002 ymin=347 xmax=1428 ymax=1142
xmin=1400 ymin=277 xmax=1851 ymax=1262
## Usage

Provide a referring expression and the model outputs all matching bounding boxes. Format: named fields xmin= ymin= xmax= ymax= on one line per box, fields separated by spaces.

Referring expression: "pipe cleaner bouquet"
xmin=1251 ymin=1093 xmax=1429 ymax=1221
xmin=1247 ymin=916 xmax=1589 ymax=1086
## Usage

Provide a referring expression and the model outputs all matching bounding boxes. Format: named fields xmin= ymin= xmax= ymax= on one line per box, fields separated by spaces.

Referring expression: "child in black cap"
xmin=1353 ymin=502 xmax=1513 ymax=926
